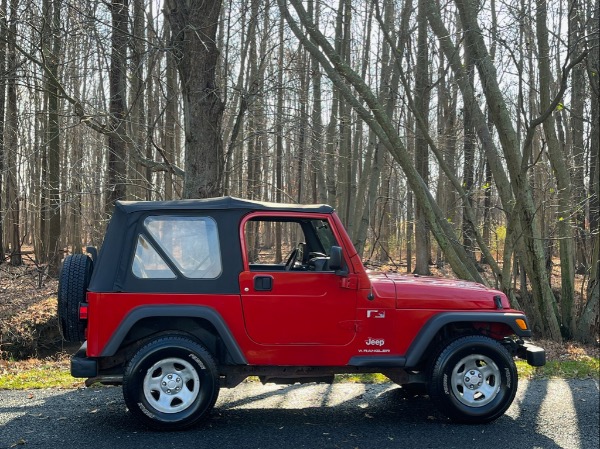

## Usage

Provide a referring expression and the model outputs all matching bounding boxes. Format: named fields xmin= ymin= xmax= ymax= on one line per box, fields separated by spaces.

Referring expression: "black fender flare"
xmin=100 ymin=305 xmax=247 ymax=364
xmin=404 ymin=312 xmax=531 ymax=367
xmin=348 ymin=312 xmax=531 ymax=368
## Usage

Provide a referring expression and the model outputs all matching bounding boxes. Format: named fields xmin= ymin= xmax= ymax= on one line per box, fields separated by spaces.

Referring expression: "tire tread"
xmin=57 ymin=254 xmax=92 ymax=342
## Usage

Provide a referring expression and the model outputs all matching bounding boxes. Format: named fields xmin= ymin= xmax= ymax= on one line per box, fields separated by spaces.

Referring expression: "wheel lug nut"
xmin=168 ymin=375 xmax=173 ymax=380
xmin=167 ymin=389 xmax=171 ymax=394
xmin=162 ymin=381 xmax=166 ymax=386
xmin=465 ymin=377 xmax=470 ymax=382
xmin=469 ymin=385 xmax=474 ymax=389
xmin=470 ymin=371 xmax=475 ymax=375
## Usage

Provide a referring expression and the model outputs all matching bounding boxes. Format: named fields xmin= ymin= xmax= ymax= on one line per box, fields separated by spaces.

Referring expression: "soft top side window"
xmin=133 ymin=215 xmax=222 ymax=279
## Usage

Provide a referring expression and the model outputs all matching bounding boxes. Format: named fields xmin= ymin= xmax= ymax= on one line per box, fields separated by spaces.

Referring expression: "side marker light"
xmin=515 ymin=318 xmax=528 ymax=330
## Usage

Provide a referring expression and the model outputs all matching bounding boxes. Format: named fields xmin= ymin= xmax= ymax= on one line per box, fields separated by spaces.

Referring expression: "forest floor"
xmin=0 ymin=255 xmax=598 ymax=381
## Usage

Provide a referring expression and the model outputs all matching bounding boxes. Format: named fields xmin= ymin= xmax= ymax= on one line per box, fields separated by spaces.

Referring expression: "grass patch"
xmin=0 ymin=359 xmax=83 ymax=390
xmin=337 ymin=358 xmax=599 ymax=385
xmin=517 ymin=358 xmax=600 ymax=379
xmin=335 ymin=373 xmax=389 ymax=383
xmin=0 ymin=358 xmax=597 ymax=390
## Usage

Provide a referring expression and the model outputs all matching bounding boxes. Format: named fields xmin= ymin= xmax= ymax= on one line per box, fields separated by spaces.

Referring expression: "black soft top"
xmin=116 ymin=196 xmax=333 ymax=214
xmin=88 ymin=196 xmax=333 ymax=294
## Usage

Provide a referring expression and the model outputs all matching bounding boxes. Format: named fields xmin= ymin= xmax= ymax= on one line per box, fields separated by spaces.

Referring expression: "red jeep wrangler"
xmin=58 ymin=197 xmax=544 ymax=430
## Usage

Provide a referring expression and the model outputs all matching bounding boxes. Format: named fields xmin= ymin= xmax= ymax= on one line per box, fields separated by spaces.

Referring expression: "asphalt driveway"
xmin=1 ymin=379 xmax=598 ymax=449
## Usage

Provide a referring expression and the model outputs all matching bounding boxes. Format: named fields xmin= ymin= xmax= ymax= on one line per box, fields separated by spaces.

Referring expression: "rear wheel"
xmin=123 ymin=335 xmax=220 ymax=430
xmin=428 ymin=335 xmax=517 ymax=423
xmin=57 ymin=254 xmax=93 ymax=342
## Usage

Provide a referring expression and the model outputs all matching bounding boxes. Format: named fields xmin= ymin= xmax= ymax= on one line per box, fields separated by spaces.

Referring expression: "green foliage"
xmin=490 ymin=224 xmax=507 ymax=255
xmin=495 ymin=225 xmax=507 ymax=241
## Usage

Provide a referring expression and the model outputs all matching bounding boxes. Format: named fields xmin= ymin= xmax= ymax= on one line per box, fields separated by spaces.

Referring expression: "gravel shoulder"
xmin=1 ymin=379 xmax=598 ymax=449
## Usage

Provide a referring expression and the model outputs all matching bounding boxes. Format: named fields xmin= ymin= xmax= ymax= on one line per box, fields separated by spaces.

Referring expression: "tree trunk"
xmin=309 ymin=0 xmax=326 ymax=204
xmin=164 ymin=16 xmax=177 ymax=200
xmin=536 ymin=0 xmax=575 ymax=337
xmin=296 ymin=49 xmax=308 ymax=203
xmin=45 ymin=0 xmax=62 ymax=275
xmin=569 ymin=0 xmax=587 ymax=274
xmin=461 ymin=38 xmax=476 ymax=261
xmin=0 ymin=0 xmax=7 ymax=263
xmin=5 ymin=0 xmax=20 ymax=266
xmin=129 ymin=0 xmax=146 ymax=201
xmin=275 ymin=13 xmax=284 ymax=260
xmin=165 ymin=0 xmax=224 ymax=198
xmin=414 ymin=0 xmax=431 ymax=275
xmin=106 ymin=0 xmax=129 ymax=210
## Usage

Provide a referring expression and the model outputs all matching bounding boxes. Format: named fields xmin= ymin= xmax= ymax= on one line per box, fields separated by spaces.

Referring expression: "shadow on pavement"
xmin=0 ymin=380 xmax=597 ymax=449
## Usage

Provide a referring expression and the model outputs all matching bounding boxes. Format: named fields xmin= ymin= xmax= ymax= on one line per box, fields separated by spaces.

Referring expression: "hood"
xmin=369 ymin=272 xmax=509 ymax=310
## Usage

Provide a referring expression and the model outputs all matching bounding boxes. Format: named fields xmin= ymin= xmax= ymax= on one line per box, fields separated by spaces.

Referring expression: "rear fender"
xmin=100 ymin=305 xmax=247 ymax=365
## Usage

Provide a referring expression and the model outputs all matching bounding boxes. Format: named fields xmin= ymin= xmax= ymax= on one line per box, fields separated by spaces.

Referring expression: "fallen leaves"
xmin=0 ymin=263 xmax=62 ymax=360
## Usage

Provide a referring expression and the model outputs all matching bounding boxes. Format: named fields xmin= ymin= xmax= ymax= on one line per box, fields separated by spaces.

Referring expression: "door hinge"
xmin=341 ymin=276 xmax=358 ymax=290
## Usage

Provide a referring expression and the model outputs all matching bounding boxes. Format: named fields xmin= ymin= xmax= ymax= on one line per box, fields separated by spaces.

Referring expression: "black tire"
xmin=122 ymin=335 xmax=220 ymax=431
xmin=57 ymin=254 xmax=93 ymax=342
xmin=428 ymin=335 xmax=517 ymax=424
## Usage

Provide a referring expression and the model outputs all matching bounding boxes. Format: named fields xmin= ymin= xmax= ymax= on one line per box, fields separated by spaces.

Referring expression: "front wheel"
xmin=428 ymin=335 xmax=517 ymax=424
xmin=123 ymin=335 xmax=220 ymax=430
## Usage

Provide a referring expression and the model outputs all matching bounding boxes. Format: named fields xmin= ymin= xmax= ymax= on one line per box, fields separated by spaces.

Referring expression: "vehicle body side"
xmin=81 ymin=198 xmax=531 ymax=375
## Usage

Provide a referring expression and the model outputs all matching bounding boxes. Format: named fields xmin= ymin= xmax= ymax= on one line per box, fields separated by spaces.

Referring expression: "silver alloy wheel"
xmin=142 ymin=357 xmax=200 ymax=414
xmin=450 ymin=354 xmax=501 ymax=407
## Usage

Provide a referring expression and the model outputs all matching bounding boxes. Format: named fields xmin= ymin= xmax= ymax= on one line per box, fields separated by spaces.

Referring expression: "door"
xmin=239 ymin=213 xmax=358 ymax=345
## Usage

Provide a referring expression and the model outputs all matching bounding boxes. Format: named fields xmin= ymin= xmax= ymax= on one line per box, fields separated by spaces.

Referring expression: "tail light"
xmin=79 ymin=303 xmax=89 ymax=320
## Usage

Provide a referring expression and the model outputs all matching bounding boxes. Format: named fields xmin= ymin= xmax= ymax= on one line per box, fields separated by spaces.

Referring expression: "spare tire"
xmin=58 ymin=254 xmax=93 ymax=342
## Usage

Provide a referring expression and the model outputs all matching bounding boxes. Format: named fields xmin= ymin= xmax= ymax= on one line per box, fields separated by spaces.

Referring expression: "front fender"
xmin=404 ymin=312 xmax=532 ymax=367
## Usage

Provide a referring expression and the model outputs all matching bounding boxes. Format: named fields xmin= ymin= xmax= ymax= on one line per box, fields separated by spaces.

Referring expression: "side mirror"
xmin=329 ymin=246 xmax=348 ymax=276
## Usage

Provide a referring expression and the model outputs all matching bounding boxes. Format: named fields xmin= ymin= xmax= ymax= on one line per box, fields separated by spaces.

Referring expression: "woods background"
xmin=0 ymin=0 xmax=598 ymax=343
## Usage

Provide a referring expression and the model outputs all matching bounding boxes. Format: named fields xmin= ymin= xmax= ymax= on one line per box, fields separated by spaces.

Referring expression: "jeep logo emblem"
xmin=365 ymin=337 xmax=385 ymax=346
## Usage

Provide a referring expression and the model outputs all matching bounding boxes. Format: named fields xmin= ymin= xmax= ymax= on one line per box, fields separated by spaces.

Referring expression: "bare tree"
xmin=165 ymin=0 xmax=225 ymax=198
xmin=536 ymin=0 xmax=575 ymax=336
xmin=43 ymin=0 xmax=62 ymax=275
xmin=4 ymin=0 xmax=20 ymax=266
xmin=106 ymin=0 xmax=129 ymax=210
xmin=279 ymin=0 xmax=484 ymax=283
xmin=414 ymin=0 xmax=432 ymax=275
xmin=0 ymin=0 xmax=6 ymax=263
xmin=575 ymin=0 xmax=599 ymax=342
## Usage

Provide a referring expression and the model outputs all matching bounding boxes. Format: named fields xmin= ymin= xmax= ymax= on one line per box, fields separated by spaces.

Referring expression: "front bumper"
xmin=71 ymin=342 xmax=98 ymax=378
xmin=516 ymin=342 xmax=546 ymax=367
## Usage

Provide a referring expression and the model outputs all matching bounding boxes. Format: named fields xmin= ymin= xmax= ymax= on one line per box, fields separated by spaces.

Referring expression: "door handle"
xmin=254 ymin=276 xmax=273 ymax=291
